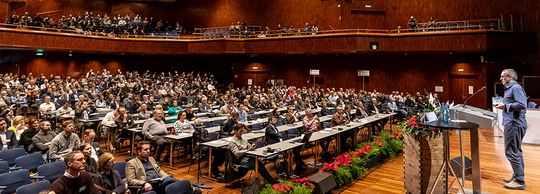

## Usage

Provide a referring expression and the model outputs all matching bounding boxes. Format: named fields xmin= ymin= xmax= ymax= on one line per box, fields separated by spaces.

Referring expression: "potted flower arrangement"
xmin=320 ymin=130 xmax=404 ymax=187
xmin=399 ymin=107 xmax=445 ymax=194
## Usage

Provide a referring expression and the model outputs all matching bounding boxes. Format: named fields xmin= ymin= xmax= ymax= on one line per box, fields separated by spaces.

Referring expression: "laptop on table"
xmin=291 ymin=133 xmax=312 ymax=143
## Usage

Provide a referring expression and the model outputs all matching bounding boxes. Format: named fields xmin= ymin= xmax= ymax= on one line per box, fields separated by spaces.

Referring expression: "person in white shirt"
xmin=56 ymin=100 xmax=74 ymax=117
xmin=207 ymin=83 xmax=215 ymax=91
xmin=328 ymin=93 xmax=338 ymax=106
xmin=40 ymin=79 xmax=48 ymax=90
xmin=95 ymin=95 xmax=107 ymax=108
xmin=102 ymin=106 xmax=120 ymax=127
xmin=39 ymin=96 xmax=56 ymax=119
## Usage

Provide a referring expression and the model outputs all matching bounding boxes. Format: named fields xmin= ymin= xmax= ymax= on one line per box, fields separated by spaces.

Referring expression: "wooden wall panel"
xmin=266 ymin=54 xmax=491 ymax=109
xmin=0 ymin=2 xmax=8 ymax=23
xmin=3 ymin=28 xmax=533 ymax=55
xmin=0 ymin=29 xmax=190 ymax=54
xmin=7 ymin=0 xmax=539 ymax=77
xmin=11 ymin=0 xmax=111 ymax=20
xmin=7 ymin=0 xmax=539 ymax=35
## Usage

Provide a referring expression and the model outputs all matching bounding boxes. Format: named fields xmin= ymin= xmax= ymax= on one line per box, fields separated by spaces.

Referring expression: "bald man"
xmin=142 ymin=109 xmax=170 ymax=162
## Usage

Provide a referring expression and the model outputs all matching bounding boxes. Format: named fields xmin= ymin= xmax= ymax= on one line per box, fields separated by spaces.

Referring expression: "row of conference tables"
xmin=101 ymin=106 xmax=319 ymax=168
xmin=80 ymin=105 xmax=395 ymax=182
xmin=240 ymin=112 xmax=395 ymax=181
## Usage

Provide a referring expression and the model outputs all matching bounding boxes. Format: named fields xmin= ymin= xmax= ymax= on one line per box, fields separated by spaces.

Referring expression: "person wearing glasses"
xmin=50 ymin=151 xmax=97 ymax=194
xmin=93 ymin=153 xmax=127 ymax=194
xmin=495 ymin=69 xmax=528 ymax=190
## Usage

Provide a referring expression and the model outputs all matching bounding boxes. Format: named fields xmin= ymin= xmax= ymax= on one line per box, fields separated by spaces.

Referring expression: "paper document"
xmin=320 ymin=128 xmax=333 ymax=133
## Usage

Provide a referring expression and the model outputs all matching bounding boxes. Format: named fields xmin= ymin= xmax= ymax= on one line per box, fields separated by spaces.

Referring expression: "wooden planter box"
xmin=403 ymin=133 xmax=445 ymax=194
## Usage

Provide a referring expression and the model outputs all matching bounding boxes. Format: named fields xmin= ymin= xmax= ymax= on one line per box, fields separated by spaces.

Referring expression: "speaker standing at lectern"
xmin=495 ymin=69 xmax=527 ymax=190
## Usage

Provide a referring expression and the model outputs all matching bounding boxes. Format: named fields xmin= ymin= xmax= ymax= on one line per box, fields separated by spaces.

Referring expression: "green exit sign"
xmin=37 ymin=49 xmax=44 ymax=52
xmin=458 ymin=69 xmax=464 ymax=72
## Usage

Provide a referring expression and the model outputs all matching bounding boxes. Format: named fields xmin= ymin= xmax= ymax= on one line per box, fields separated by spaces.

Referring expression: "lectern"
xmin=421 ymin=120 xmax=483 ymax=194
xmin=450 ymin=105 xmax=497 ymax=129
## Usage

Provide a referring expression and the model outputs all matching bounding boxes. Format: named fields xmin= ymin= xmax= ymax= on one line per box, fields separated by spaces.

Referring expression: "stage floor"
xmin=344 ymin=128 xmax=540 ymax=194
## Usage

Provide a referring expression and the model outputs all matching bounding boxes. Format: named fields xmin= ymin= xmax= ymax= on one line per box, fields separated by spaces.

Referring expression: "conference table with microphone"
xmin=246 ymin=113 xmax=396 ymax=179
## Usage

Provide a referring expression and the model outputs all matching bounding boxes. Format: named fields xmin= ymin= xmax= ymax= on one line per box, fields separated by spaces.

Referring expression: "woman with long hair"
xmin=19 ymin=118 xmax=39 ymax=152
xmin=173 ymin=111 xmax=193 ymax=134
xmin=93 ymin=153 xmax=127 ymax=194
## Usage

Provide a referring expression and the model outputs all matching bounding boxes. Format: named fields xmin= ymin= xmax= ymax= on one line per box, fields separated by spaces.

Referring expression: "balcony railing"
xmin=0 ymin=18 xmax=504 ymax=40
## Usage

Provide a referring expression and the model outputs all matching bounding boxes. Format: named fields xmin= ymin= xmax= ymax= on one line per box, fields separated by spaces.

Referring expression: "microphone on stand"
xmin=463 ymin=86 xmax=487 ymax=109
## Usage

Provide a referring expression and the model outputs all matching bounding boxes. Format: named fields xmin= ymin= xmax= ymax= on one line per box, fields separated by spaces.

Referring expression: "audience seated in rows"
xmin=8 ymin=11 xmax=183 ymax=38
xmin=0 ymin=67 xmax=448 ymax=193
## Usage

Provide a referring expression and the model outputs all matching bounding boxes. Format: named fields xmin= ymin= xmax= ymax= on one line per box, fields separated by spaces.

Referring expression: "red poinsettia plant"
xmin=389 ymin=131 xmax=401 ymax=139
xmin=334 ymin=154 xmax=352 ymax=166
xmin=360 ymin=145 xmax=373 ymax=154
xmin=320 ymin=162 xmax=339 ymax=172
xmin=273 ymin=184 xmax=293 ymax=192
xmin=261 ymin=177 xmax=315 ymax=194
xmin=375 ymin=139 xmax=383 ymax=146
xmin=289 ymin=177 xmax=315 ymax=187
xmin=400 ymin=113 xmax=442 ymax=137
xmin=350 ymin=150 xmax=363 ymax=157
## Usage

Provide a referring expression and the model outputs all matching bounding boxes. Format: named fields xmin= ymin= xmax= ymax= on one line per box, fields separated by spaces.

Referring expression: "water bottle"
xmin=441 ymin=103 xmax=449 ymax=123
xmin=444 ymin=104 xmax=450 ymax=123
xmin=440 ymin=103 xmax=445 ymax=120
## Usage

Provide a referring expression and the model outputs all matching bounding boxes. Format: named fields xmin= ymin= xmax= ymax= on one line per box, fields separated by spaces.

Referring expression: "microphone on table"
xmin=463 ymin=86 xmax=487 ymax=109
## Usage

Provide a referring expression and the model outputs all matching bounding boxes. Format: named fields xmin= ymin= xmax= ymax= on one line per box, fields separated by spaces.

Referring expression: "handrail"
xmin=0 ymin=23 xmax=190 ymax=40
xmin=0 ymin=18 xmax=510 ymax=41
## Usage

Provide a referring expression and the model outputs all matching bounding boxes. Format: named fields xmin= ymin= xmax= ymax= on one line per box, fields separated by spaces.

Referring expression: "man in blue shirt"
xmin=495 ymin=69 xmax=527 ymax=190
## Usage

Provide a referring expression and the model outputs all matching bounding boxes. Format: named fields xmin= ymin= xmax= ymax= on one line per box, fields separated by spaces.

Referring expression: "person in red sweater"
xmin=51 ymin=150 xmax=97 ymax=194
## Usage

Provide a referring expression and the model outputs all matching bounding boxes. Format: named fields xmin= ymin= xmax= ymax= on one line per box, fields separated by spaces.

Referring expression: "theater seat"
xmin=15 ymin=180 xmax=51 ymax=194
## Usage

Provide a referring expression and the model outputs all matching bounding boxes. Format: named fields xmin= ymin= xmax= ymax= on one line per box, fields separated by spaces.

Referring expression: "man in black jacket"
xmin=265 ymin=116 xmax=307 ymax=170
xmin=193 ymin=118 xmax=223 ymax=178
xmin=74 ymin=101 xmax=97 ymax=134
xmin=320 ymin=102 xmax=332 ymax=116
xmin=265 ymin=116 xmax=282 ymax=145
xmin=220 ymin=112 xmax=239 ymax=138
xmin=365 ymin=98 xmax=387 ymax=134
